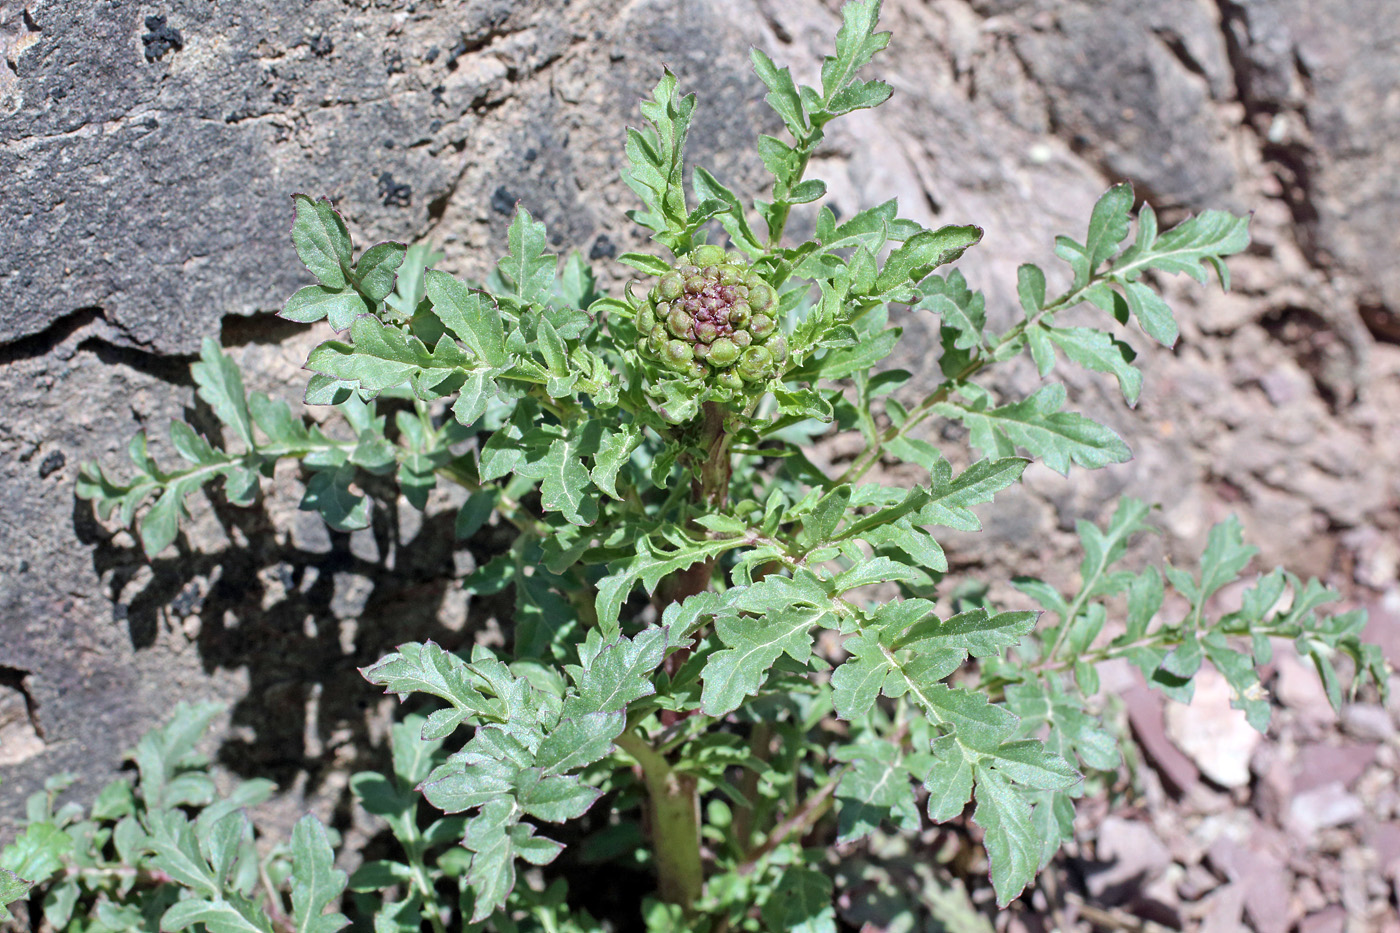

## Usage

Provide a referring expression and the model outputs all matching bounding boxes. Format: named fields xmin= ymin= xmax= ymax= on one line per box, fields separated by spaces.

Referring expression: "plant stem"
xmin=615 ymin=732 xmax=705 ymax=912
xmin=735 ymin=778 xmax=839 ymax=876
xmin=635 ymin=401 xmax=734 ymax=916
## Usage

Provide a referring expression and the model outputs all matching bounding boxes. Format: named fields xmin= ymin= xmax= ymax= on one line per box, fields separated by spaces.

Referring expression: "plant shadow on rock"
xmin=73 ymin=427 xmax=515 ymax=794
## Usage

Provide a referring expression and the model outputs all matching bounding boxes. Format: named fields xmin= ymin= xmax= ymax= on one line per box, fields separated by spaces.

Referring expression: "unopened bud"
xmin=708 ymin=338 xmax=740 ymax=367
xmin=738 ymin=345 xmax=773 ymax=382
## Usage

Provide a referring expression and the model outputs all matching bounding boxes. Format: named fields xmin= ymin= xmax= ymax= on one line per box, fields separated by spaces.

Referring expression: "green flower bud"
xmin=658 ymin=272 xmax=685 ymax=300
xmin=691 ymin=244 xmax=727 ymax=267
xmin=708 ymin=337 xmax=740 ymax=367
xmin=749 ymin=314 xmax=775 ymax=339
xmin=637 ymin=305 xmax=657 ymax=333
xmin=738 ymin=346 xmax=773 ymax=382
xmin=685 ymin=274 xmax=708 ymax=293
xmin=717 ymin=371 xmax=744 ymax=390
xmin=686 ymin=359 xmax=710 ymax=380
xmin=694 ymin=320 xmax=719 ymax=344
xmin=718 ymin=265 xmax=744 ymax=286
xmin=744 ymin=272 xmax=765 ymax=290
xmin=664 ymin=339 xmax=694 ymax=368
xmin=649 ymin=323 xmax=669 ymax=353
xmin=729 ymin=300 xmax=751 ymax=328
xmin=667 ymin=308 xmax=693 ymax=338
xmin=767 ymin=335 xmax=788 ymax=363
xmin=748 ymin=283 xmax=776 ymax=313
xmin=732 ymin=330 xmax=752 ymax=348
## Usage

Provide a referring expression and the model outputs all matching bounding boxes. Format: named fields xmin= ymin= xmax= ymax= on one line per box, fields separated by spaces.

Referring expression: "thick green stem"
xmin=634 ymin=401 xmax=734 ymax=917
xmin=615 ymin=732 xmax=705 ymax=912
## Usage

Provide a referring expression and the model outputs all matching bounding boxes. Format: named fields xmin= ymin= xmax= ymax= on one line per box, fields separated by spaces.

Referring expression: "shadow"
xmin=76 ymin=444 xmax=520 ymax=797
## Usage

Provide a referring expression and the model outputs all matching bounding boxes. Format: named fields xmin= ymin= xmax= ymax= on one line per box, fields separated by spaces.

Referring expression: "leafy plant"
xmin=9 ymin=1 xmax=1386 ymax=930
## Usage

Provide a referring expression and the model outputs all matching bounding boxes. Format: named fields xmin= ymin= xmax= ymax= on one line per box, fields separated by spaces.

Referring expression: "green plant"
xmin=9 ymin=1 xmax=1388 ymax=930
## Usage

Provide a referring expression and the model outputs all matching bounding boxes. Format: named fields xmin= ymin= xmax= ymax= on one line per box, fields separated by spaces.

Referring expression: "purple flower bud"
xmin=694 ymin=320 xmax=719 ymax=344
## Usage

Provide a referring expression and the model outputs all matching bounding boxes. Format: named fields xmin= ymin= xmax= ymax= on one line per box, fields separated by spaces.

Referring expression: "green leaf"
xmin=701 ymin=576 xmax=835 ymax=715
xmin=915 ymin=270 xmax=986 ymax=351
xmin=923 ymin=736 xmax=974 ymax=823
xmin=148 ymin=810 xmax=219 ymax=900
xmin=385 ymin=242 xmax=443 ymax=319
xmin=425 ymin=271 xmax=509 ymax=368
xmin=616 ymin=253 xmax=673 ymax=276
xmin=463 ymin=800 xmax=518 ymax=922
xmin=282 ymin=285 xmax=369 ymax=330
xmin=1045 ymin=326 xmax=1143 ymax=406
xmin=360 ymin=641 xmax=492 ymax=716
xmin=594 ymin=527 xmax=742 ymax=637
xmin=290 ymin=816 xmax=349 ymax=933
xmin=693 ymin=167 xmax=762 ymax=250
xmin=833 ymin=741 xmax=919 ymax=844
xmin=0 ymin=870 xmax=33 ymax=924
xmin=939 ymin=384 xmax=1130 ymax=476
xmin=353 ymin=242 xmax=406 ymax=304
xmin=291 ymin=194 xmax=353 ymax=289
xmin=751 ymin=49 xmax=806 ymax=139
xmin=819 ymin=0 xmax=891 ymax=110
xmin=761 ymin=868 xmax=836 ymax=933
xmin=1084 ymin=183 xmax=1134 ymax=274
xmin=869 ymin=225 xmax=983 ymax=301
xmin=1121 ymin=280 xmax=1178 ymax=347
xmin=1111 ymin=209 xmax=1250 ymax=285
xmin=972 ymin=767 xmax=1039 ymax=908
xmin=0 ymin=823 xmax=72 ymax=887
xmin=300 ymin=463 xmax=369 ymax=531
xmin=916 ymin=457 xmax=1030 ymax=531
xmin=306 ymin=318 xmax=469 ymax=395
xmin=516 ymin=434 xmax=596 ymax=526
xmin=193 ymin=338 xmax=255 ymax=449
xmin=624 ymin=69 xmax=695 ymax=250
xmin=1016 ymin=263 xmax=1046 ymax=315
xmin=160 ymin=895 xmax=272 ymax=933
xmin=498 ymin=207 xmax=556 ymax=306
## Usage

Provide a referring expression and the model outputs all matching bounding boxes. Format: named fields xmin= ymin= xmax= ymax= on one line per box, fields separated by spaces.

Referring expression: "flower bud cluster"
xmin=635 ymin=245 xmax=787 ymax=389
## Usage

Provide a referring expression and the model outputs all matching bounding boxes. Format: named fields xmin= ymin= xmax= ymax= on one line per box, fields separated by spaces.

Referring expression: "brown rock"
xmin=1287 ymin=781 xmax=1366 ymax=837
xmin=1292 ymin=742 xmax=1378 ymax=793
xmin=1125 ymin=684 xmax=1200 ymax=795
xmin=1206 ymin=835 xmax=1293 ymax=933
xmin=1164 ymin=668 xmax=1261 ymax=788
xmin=1086 ymin=816 xmax=1175 ymax=899
xmin=1297 ymin=906 xmax=1346 ymax=933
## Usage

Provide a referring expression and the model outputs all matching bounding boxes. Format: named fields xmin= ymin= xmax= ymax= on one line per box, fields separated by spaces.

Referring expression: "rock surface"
xmin=1 ymin=4 xmax=1398 ymax=920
